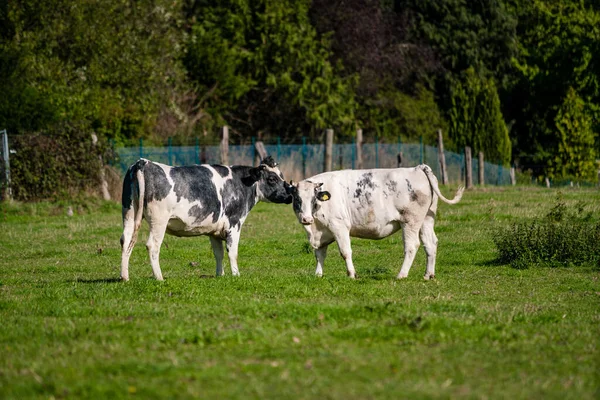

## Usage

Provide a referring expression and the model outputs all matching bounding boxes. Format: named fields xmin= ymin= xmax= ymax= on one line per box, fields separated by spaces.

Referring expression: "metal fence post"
xmin=139 ymin=138 xmax=144 ymax=159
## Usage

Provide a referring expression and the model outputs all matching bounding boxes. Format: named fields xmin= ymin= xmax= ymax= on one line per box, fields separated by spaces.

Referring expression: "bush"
xmin=8 ymin=124 xmax=106 ymax=201
xmin=493 ymin=194 xmax=600 ymax=268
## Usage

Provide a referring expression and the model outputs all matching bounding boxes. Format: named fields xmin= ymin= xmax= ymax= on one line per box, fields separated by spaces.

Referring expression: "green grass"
xmin=1 ymin=186 xmax=599 ymax=399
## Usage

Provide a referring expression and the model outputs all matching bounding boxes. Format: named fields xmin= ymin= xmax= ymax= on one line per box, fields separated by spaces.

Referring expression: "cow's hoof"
xmin=120 ymin=276 xmax=129 ymax=282
xmin=396 ymin=274 xmax=408 ymax=280
xmin=424 ymin=274 xmax=435 ymax=281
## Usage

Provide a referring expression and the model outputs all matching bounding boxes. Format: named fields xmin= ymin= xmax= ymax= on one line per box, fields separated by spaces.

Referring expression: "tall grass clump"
xmin=493 ymin=193 xmax=600 ymax=269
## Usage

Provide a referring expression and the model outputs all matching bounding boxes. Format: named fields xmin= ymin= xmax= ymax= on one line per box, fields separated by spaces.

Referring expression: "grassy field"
xmin=0 ymin=186 xmax=599 ymax=399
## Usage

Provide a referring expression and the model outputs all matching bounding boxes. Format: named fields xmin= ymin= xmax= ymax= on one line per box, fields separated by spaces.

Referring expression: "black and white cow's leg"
xmin=209 ymin=236 xmax=225 ymax=276
xmin=146 ymin=220 xmax=167 ymax=281
xmin=397 ymin=223 xmax=421 ymax=279
xmin=226 ymin=228 xmax=242 ymax=276
xmin=120 ymin=208 xmax=136 ymax=281
xmin=420 ymin=211 xmax=438 ymax=280
xmin=314 ymin=246 xmax=328 ymax=277
xmin=333 ymin=229 xmax=356 ymax=278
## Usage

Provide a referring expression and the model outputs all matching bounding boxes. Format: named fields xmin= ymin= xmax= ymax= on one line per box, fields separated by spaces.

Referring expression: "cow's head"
xmin=287 ymin=180 xmax=331 ymax=225
xmin=248 ymin=156 xmax=292 ymax=204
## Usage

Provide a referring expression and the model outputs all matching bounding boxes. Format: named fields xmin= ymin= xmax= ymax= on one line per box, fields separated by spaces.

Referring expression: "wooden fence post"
xmin=437 ymin=129 xmax=448 ymax=184
xmin=324 ymin=129 xmax=334 ymax=172
xmin=356 ymin=129 xmax=363 ymax=169
xmin=510 ymin=167 xmax=516 ymax=186
xmin=92 ymin=133 xmax=110 ymax=200
xmin=220 ymin=126 xmax=229 ymax=165
xmin=478 ymin=151 xmax=484 ymax=186
xmin=254 ymin=140 xmax=267 ymax=165
xmin=465 ymin=146 xmax=473 ymax=189
xmin=1 ymin=129 xmax=11 ymax=201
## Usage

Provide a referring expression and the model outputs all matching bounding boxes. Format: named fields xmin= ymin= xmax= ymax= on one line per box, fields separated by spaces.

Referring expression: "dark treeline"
xmin=1 ymin=0 xmax=599 ymax=192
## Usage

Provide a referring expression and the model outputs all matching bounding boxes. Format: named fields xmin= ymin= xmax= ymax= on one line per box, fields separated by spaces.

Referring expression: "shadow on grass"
xmin=477 ymin=258 xmax=507 ymax=267
xmin=70 ymin=277 xmax=124 ymax=284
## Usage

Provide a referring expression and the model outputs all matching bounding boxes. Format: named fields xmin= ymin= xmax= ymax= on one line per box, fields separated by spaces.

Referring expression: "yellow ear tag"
xmin=322 ymin=194 xmax=329 ymax=200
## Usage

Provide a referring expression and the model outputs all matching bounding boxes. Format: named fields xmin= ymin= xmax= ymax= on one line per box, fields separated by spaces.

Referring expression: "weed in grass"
xmin=494 ymin=192 xmax=600 ymax=268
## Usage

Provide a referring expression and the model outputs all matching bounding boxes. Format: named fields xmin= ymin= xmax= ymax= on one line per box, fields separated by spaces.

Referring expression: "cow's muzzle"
xmin=300 ymin=215 xmax=314 ymax=225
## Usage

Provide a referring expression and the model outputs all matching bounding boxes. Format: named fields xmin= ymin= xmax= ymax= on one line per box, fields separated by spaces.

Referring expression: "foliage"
xmin=8 ymin=125 xmax=106 ymax=201
xmin=493 ymin=192 xmax=600 ymax=268
xmin=447 ymin=68 xmax=511 ymax=165
xmin=397 ymin=0 xmax=519 ymax=86
xmin=548 ymin=87 xmax=597 ymax=180
xmin=0 ymin=0 xmax=187 ymax=143
xmin=1 ymin=0 xmax=599 ymax=190
xmin=184 ymin=0 xmax=357 ymax=141
xmin=361 ymin=85 xmax=447 ymax=143
xmin=508 ymin=0 xmax=600 ymax=174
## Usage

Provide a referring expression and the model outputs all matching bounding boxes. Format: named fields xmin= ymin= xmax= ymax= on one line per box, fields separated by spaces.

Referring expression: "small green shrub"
xmin=493 ymin=194 xmax=600 ymax=268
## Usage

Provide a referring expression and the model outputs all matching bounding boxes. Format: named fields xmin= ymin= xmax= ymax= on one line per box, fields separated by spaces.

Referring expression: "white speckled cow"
xmin=288 ymin=165 xmax=464 ymax=280
xmin=120 ymin=156 xmax=291 ymax=281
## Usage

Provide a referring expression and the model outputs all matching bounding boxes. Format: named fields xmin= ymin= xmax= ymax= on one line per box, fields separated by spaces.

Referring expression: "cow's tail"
xmin=127 ymin=159 xmax=147 ymax=254
xmin=419 ymin=164 xmax=464 ymax=205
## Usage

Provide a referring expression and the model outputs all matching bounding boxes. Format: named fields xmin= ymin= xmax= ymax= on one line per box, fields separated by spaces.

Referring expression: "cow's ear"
xmin=247 ymin=167 xmax=262 ymax=183
xmin=316 ymin=191 xmax=331 ymax=202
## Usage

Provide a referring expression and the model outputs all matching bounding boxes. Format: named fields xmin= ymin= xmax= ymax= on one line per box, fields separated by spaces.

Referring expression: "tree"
xmin=0 ymin=0 xmax=187 ymax=143
xmin=448 ymin=68 xmax=511 ymax=165
xmin=549 ymin=87 xmax=597 ymax=180
xmin=508 ymin=0 xmax=600 ymax=175
xmin=309 ymin=0 xmax=445 ymax=142
xmin=184 ymin=0 xmax=357 ymax=142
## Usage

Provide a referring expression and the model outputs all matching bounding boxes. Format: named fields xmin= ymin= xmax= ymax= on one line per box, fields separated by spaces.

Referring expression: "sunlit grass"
xmin=0 ymin=186 xmax=599 ymax=399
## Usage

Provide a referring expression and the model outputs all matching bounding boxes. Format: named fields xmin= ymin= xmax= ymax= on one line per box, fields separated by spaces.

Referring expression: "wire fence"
xmin=113 ymin=140 xmax=513 ymax=185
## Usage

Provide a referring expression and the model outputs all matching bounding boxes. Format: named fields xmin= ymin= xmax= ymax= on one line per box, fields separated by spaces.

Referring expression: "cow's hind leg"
xmin=314 ymin=246 xmax=328 ymax=277
xmin=420 ymin=211 xmax=438 ymax=280
xmin=146 ymin=220 xmax=167 ymax=281
xmin=397 ymin=223 xmax=421 ymax=279
xmin=120 ymin=208 xmax=136 ymax=281
xmin=210 ymin=236 xmax=225 ymax=276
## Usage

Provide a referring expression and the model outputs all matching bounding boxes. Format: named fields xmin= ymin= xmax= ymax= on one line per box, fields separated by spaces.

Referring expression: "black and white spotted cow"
xmin=287 ymin=165 xmax=464 ymax=280
xmin=120 ymin=156 xmax=291 ymax=281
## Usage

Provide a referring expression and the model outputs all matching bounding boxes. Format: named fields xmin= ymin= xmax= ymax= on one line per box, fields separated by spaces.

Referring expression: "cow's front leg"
xmin=314 ymin=246 xmax=328 ymax=277
xmin=226 ymin=228 xmax=242 ymax=276
xmin=209 ymin=236 xmax=225 ymax=276
xmin=333 ymin=229 xmax=355 ymax=279
xmin=146 ymin=220 xmax=168 ymax=281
